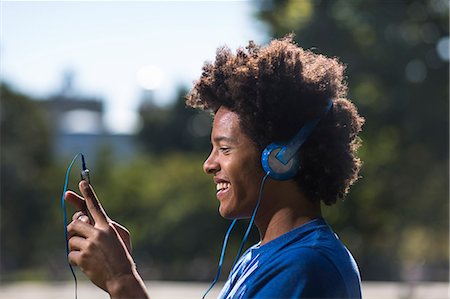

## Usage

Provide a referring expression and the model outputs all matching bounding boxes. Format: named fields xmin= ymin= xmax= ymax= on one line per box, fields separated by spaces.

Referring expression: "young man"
xmin=66 ymin=36 xmax=364 ymax=298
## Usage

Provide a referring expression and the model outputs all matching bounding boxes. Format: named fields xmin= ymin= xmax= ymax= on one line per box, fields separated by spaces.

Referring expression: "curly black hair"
xmin=186 ymin=35 xmax=364 ymax=205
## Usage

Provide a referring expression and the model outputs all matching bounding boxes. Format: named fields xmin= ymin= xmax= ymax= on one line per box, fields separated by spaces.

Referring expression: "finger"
xmin=65 ymin=191 xmax=88 ymax=213
xmin=68 ymin=236 xmax=88 ymax=252
xmin=72 ymin=211 xmax=83 ymax=221
xmin=67 ymin=219 xmax=97 ymax=239
xmin=72 ymin=211 xmax=91 ymax=224
xmin=68 ymin=250 xmax=82 ymax=267
xmin=78 ymin=215 xmax=90 ymax=223
xmin=79 ymin=180 xmax=108 ymax=226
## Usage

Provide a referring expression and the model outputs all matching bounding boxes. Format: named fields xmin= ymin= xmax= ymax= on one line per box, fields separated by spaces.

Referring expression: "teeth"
xmin=216 ymin=182 xmax=231 ymax=192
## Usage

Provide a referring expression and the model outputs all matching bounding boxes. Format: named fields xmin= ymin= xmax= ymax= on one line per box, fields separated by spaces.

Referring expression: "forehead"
xmin=212 ymin=106 xmax=243 ymax=141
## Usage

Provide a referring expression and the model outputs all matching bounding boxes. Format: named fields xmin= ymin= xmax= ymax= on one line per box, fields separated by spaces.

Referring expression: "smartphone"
xmin=80 ymin=154 xmax=91 ymax=183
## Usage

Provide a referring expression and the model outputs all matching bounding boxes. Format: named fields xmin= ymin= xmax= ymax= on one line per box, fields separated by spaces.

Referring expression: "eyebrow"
xmin=213 ymin=136 xmax=237 ymax=144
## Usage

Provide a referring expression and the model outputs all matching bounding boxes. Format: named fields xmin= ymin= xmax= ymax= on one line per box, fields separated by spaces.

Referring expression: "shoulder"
xmin=241 ymin=247 xmax=350 ymax=298
xmin=266 ymin=245 xmax=340 ymax=278
xmin=251 ymin=247 xmax=342 ymax=288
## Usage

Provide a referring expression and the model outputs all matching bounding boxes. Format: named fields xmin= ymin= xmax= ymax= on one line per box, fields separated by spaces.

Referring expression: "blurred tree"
xmin=4 ymin=0 xmax=447 ymax=282
xmin=255 ymin=0 xmax=449 ymax=280
xmin=137 ymin=87 xmax=211 ymax=154
xmin=0 ymin=82 xmax=246 ymax=281
xmin=0 ymin=84 xmax=53 ymax=277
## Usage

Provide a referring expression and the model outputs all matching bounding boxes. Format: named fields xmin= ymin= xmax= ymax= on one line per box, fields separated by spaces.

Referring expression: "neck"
xmin=254 ymin=179 xmax=322 ymax=245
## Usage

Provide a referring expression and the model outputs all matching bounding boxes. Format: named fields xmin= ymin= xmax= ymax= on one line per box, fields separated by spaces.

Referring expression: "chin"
xmin=219 ymin=204 xmax=252 ymax=220
xmin=218 ymin=205 xmax=235 ymax=219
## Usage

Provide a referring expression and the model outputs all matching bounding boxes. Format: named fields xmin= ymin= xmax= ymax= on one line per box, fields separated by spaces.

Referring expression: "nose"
xmin=203 ymin=150 xmax=220 ymax=175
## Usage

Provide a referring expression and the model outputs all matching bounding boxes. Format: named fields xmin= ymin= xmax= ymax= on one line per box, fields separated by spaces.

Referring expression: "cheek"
xmin=245 ymin=153 xmax=265 ymax=179
xmin=233 ymin=156 xmax=264 ymax=197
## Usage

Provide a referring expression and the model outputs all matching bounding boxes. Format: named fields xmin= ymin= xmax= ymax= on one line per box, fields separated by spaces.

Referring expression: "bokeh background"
xmin=1 ymin=0 xmax=448 ymax=288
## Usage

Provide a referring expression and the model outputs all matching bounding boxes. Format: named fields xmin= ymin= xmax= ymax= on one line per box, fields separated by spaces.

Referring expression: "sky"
xmin=1 ymin=1 xmax=268 ymax=133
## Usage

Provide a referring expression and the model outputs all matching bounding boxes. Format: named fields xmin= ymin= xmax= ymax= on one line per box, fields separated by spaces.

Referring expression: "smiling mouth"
xmin=216 ymin=182 xmax=231 ymax=193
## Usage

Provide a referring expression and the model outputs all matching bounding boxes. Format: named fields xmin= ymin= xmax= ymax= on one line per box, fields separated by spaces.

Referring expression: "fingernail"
xmin=78 ymin=215 xmax=90 ymax=223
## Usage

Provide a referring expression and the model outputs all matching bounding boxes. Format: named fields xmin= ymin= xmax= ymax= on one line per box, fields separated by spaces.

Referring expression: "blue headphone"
xmin=261 ymin=99 xmax=333 ymax=180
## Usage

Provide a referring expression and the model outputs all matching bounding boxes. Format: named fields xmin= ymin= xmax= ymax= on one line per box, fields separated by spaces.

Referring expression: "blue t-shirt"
xmin=218 ymin=218 xmax=362 ymax=299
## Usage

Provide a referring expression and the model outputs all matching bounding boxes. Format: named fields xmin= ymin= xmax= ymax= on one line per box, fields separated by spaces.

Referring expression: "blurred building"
xmin=38 ymin=71 xmax=138 ymax=162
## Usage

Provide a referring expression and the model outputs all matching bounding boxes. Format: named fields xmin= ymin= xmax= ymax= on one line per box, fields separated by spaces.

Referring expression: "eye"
xmin=219 ymin=147 xmax=231 ymax=154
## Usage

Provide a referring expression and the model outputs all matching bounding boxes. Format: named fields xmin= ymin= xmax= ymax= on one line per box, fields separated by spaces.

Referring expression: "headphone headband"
xmin=261 ymin=99 xmax=333 ymax=180
xmin=275 ymin=99 xmax=333 ymax=165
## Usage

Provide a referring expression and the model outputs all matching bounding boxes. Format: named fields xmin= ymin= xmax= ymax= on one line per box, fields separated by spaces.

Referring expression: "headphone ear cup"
xmin=261 ymin=143 xmax=300 ymax=181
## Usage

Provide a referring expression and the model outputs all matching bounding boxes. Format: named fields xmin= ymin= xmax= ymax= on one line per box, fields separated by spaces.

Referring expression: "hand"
xmin=65 ymin=181 xmax=148 ymax=298
xmin=65 ymin=188 xmax=132 ymax=254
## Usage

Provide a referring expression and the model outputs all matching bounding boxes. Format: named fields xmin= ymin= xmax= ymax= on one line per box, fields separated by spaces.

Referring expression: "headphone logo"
xmin=261 ymin=99 xmax=333 ymax=180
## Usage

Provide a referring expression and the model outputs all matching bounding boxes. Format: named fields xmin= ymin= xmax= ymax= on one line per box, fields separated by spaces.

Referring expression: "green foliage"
xmin=0 ymin=83 xmax=250 ymax=281
xmin=0 ymin=83 xmax=52 ymax=273
xmin=256 ymin=0 xmax=449 ymax=280
xmin=3 ymin=0 xmax=448 ymax=283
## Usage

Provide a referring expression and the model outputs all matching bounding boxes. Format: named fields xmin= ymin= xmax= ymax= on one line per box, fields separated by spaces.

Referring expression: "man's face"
xmin=203 ymin=106 xmax=265 ymax=219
